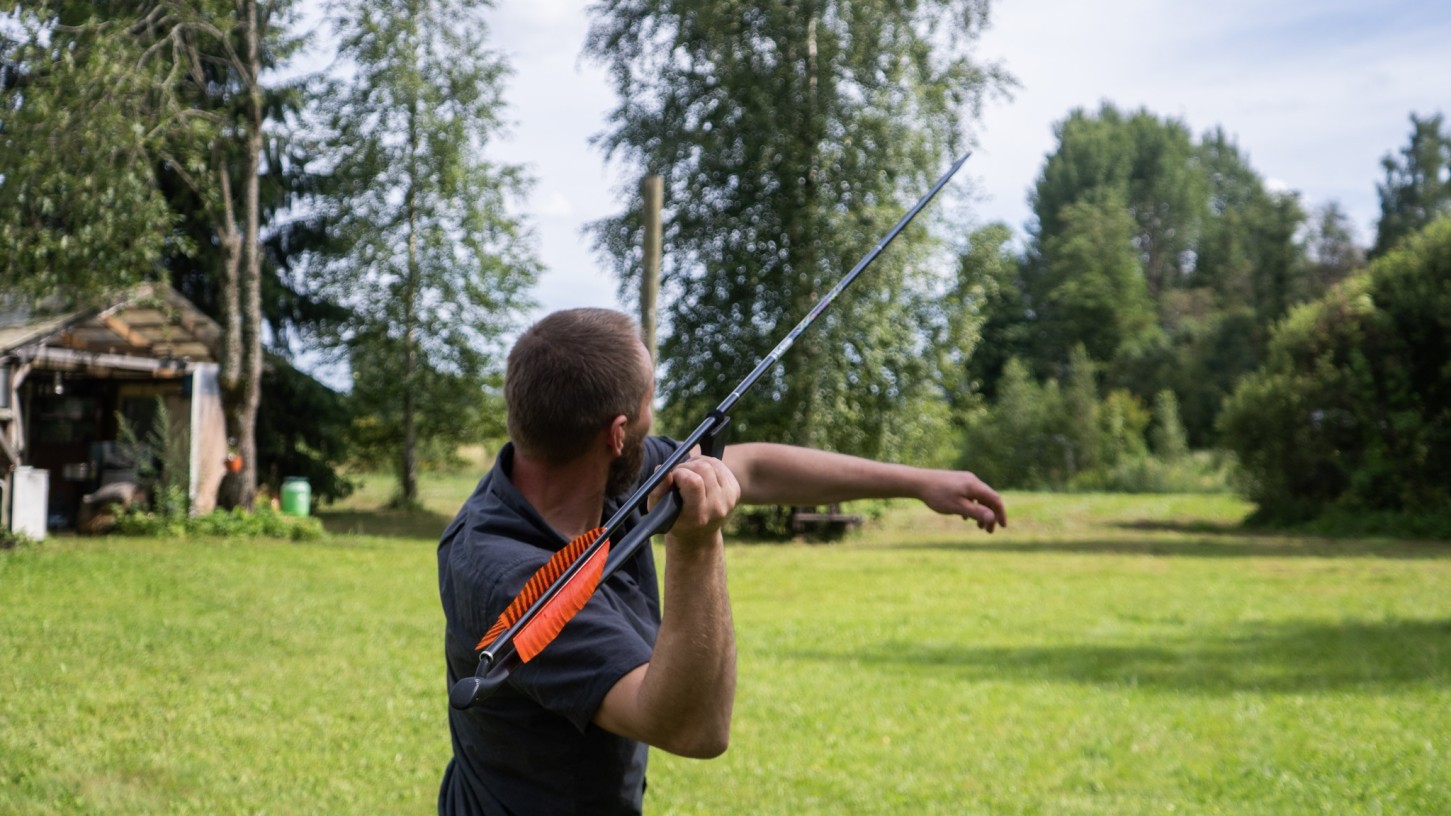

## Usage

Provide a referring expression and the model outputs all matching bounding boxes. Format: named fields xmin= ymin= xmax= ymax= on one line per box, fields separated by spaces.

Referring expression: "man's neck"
xmin=510 ymin=449 xmax=610 ymax=542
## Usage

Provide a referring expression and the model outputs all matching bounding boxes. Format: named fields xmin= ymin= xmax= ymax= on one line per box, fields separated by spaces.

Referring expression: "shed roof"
xmin=0 ymin=283 xmax=221 ymax=368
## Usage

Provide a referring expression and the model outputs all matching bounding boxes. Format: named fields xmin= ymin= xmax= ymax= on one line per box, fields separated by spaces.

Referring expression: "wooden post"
xmin=640 ymin=175 xmax=663 ymax=364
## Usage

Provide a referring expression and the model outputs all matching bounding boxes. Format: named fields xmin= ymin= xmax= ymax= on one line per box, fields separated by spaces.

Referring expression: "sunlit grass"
xmin=2 ymin=479 xmax=1448 ymax=814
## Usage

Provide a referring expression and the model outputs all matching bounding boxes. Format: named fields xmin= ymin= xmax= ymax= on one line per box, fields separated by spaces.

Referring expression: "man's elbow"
xmin=660 ymin=724 xmax=730 ymax=759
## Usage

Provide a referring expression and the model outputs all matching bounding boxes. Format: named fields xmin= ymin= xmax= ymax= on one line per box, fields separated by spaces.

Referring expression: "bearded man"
xmin=438 ymin=308 xmax=1005 ymax=814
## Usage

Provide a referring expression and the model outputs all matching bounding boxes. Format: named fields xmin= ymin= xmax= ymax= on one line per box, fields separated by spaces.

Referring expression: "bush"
xmin=1261 ymin=503 xmax=1451 ymax=540
xmin=1070 ymin=450 xmax=1234 ymax=494
xmin=1 ymin=528 xmax=40 ymax=549
xmin=958 ymin=358 xmax=1073 ymax=489
xmin=960 ymin=355 xmax=1227 ymax=493
xmin=1219 ymin=216 xmax=1451 ymax=520
xmin=114 ymin=506 xmax=324 ymax=541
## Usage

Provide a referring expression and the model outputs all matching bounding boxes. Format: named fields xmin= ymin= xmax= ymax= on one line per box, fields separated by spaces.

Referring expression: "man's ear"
xmin=607 ymin=415 xmax=629 ymax=456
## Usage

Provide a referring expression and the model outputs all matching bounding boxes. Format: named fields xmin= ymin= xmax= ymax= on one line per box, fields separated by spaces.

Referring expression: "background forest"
xmin=2 ymin=0 xmax=1449 ymax=532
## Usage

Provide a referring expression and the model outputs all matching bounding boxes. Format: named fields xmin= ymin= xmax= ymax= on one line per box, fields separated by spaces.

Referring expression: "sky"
xmin=316 ymin=0 xmax=1451 ymax=323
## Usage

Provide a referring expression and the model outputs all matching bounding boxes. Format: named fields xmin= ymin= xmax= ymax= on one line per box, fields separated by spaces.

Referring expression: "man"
xmin=438 ymin=308 xmax=1005 ymax=814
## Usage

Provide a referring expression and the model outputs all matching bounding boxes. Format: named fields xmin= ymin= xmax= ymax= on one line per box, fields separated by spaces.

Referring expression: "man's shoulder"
xmin=643 ymin=434 xmax=680 ymax=466
xmin=437 ymin=462 xmax=558 ymax=601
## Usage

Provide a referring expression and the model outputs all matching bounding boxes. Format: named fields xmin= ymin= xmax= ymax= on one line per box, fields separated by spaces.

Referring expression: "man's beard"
xmin=605 ymin=424 xmax=647 ymax=499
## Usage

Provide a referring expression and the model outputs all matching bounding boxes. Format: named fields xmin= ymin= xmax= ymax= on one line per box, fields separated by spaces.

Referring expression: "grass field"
xmin=2 ymin=477 xmax=1448 ymax=814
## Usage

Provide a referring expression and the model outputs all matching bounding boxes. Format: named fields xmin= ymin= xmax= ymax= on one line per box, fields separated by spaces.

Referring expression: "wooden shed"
xmin=1 ymin=283 xmax=227 ymax=537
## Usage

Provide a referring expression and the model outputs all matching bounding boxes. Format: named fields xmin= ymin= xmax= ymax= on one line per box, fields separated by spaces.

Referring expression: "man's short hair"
xmin=505 ymin=308 xmax=652 ymax=464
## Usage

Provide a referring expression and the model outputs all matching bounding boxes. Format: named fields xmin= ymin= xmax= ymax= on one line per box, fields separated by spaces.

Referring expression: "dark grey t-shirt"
xmin=437 ymin=437 xmax=679 ymax=815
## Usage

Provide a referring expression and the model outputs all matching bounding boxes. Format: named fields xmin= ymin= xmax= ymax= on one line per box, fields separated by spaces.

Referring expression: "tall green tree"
xmin=1009 ymin=111 xmax=1316 ymax=445
xmin=1029 ymin=104 xmax=1206 ymax=303
xmin=587 ymin=0 xmax=1012 ymax=460
xmin=1301 ymin=201 xmax=1366 ymax=298
xmin=950 ymin=223 xmax=1025 ymax=405
xmin=0 ymin=3 xmax=191 ymax=300
xmin=308 ymin=0 xmax=538 ymax=503
xmin=1034 ymin=188 xmax=1158 ymax=367
xmin=1194 ymin=128 xmax=1308 ymax=322
xmin=1372 ymin=112 xmax=1451 ymax=258
xmin=1062 ymin=343 xmax=1100 ymax=474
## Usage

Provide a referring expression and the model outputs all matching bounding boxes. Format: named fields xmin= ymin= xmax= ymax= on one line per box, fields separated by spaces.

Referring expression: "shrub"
xmin=1219 ymin=216 xmax=1451 ymax=520
xmin=959 ymin=356 xmax=1225 ymax=493
xmin=1070 ymin=450 xmax=1234 ymax=494
xmin=116 ymin=396 xmax=190 ymax=521
xmin=113 ymin=506 xmax=323 ymax=541
xmin=1 ymin=528 xmax=40 ymax=549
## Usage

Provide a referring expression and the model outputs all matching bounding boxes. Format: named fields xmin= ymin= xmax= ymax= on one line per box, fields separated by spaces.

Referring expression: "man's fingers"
xmin=671 ymin=457 xmax=741 ymax=524
xmin=976 ymin=488 xmax=1007 ymax=530
xmin=961 ymin=502 xmax=996 ymax=532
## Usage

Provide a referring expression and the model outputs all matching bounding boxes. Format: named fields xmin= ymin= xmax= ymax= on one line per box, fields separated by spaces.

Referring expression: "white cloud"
xmin=971 ymin=0 xmax=1451 ymax=241
xmin=303 ymin=0 xmax=1451 ymax=320
xmin=533 ymin=192 xmax=577 ymax=219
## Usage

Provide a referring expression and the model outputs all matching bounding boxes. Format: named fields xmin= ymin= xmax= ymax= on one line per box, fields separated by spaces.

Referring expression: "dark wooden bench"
xmin=788 ymin=504 xmax=864 ymax=536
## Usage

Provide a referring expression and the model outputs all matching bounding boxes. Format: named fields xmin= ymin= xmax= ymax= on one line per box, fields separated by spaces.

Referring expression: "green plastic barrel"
xmin=280 ymin=477 xmax=311 ymax=517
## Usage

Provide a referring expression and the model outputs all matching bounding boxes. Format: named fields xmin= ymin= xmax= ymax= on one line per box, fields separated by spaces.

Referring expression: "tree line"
xmin=955 ymin=105 xmax=1451 ymax=524
xmin=3 ymin=1 xmax=1448 ymax=524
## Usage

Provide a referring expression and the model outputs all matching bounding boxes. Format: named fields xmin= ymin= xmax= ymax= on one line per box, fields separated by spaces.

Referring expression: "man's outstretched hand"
xmin=916 ymin=470 xmax=1006 ymax=533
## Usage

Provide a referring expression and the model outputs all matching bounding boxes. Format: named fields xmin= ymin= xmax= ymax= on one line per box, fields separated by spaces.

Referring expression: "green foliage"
xmin=114 ymin=504 xmax=323 ymax=541
xmin=189 ymin=506 xmax=323 ymax=541
xmin=1097 ymin=387 xmax=1152 ymax=465
xmin=1372 ymin=112 xmax=1451 ymax=257
xmin=1070 ymin=449 xmax=1235 ymax=494
xmin=957 ymin=223 xmax=1033 ymax=402
xmin=961 ymin=356 xmax=1229 ymax=493
xmin=1030 ymin=104 xmax=1208 ymax=302
xmin=958 ymin=358 xmax=1070 ymax=489
xmin=1150 ymin=389 xmax=1188 ymax=460
xmin=1193 ymin=127 xmax=1310 ymax=323
xmin=1260 ymin=503 xmax=1451 ymax=541
xmin=115 ymin=397 xmax=191 ymax=520
xmin=255 ymin=357 xmax=356 ymax=504
xmin=588 ymin=0 xmax=1013 ymax=460
xmin=1301 ymin=201 xmax=1366 ymax=298
xmin=1038 ymin=189 xmax=1159 ymax=363
xmin=982 ymin=107 xmax=1322 ymax=446
xmin=1220 ymin=217 xmax=1451 ymax=521
xmin=0 ymin=527 xmax=39 ymax=549
xmin=304 ymin=0 xmax=537 ymax=502
xmin=0 ymin=7 xmax=185 ymax=300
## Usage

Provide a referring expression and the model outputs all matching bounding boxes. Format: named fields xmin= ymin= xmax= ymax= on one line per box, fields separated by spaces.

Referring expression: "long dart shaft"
xmin=451 ymin=152 xmax=971 ymax=709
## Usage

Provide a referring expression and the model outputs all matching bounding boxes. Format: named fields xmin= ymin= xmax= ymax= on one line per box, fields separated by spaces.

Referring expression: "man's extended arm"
xmin=722 ymin=442 xmax=1006 ymax=532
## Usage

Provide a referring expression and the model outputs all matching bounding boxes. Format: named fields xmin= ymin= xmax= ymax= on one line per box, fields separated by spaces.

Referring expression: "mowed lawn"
xmin=2 ymin=480 xmax=1449 ymax=815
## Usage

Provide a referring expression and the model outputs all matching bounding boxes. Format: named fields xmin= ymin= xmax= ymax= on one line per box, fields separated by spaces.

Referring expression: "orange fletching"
xmin=515 ymin=539 xmax=609 ymax=661
xmin=476 ymin=527 xmax=608 ymax=652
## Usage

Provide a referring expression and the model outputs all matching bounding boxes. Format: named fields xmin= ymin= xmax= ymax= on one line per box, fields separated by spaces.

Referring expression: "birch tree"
xmin=587 ymin=0 xmax=1012 ymax=460
xmin=308 ymin=0 xmax=538 ymax=504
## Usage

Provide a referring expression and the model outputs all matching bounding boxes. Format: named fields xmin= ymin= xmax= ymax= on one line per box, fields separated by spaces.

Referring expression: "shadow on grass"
xmin=315 ymin=507 xmax=453 ymax=540
xmin=802 ymin=618 xmax=1451 ymax=695
xmin=878 ymin=535 xmax=1451 ymax=560
xmin=1112 ymin=519 xmax=1250 ymax=535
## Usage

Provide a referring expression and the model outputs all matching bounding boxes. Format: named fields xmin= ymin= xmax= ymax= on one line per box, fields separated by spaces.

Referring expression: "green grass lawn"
xmin=3 ymin=481 xmax=1448 ymax=814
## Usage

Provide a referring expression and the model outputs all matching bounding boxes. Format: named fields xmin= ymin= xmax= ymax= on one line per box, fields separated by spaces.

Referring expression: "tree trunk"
xmin=216 ymin=149 xmax=247 ymax=509
xmin=220 ymin=0 xmax=264 ymax=510
xmin=786 ymin=10 xmax=823 ymax=448
xmin=400 ymin=99 xmax=420 ymax=505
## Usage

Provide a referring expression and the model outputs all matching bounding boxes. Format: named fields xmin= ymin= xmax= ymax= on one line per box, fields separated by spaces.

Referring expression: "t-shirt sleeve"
xmin=501 ymin=562 xmax=655 ymax=733
xmin=642 ymin=434 xmax=681 ymax=473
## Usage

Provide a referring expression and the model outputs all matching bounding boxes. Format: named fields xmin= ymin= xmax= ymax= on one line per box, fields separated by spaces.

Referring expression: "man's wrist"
xmin=664 ymin=529 xmax=725 ymax=556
